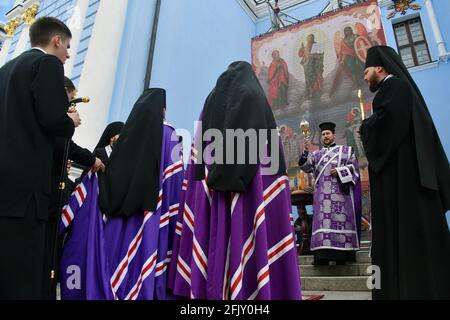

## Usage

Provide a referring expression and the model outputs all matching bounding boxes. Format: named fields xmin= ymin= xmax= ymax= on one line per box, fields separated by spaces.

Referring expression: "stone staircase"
xmin=300 ymin=241 xmax=372 ymax=293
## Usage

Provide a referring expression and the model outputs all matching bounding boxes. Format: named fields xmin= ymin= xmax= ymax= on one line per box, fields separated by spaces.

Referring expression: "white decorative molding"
xmin=0 ymin=37 xmax=13 ymax=66
xmin=377 ymin=0 xmax=391 ymax=8
xmin=237 ymin=0 xmax=258 ymax=21
xmin=5 ymin=0 xmax=41 ymax=20
xmin=237 ymin=0 xmax=321 ymax=21
xmin=65 ymin=0 xmax=90 ymax=77
xmin=12 ymin=25 xmax=31 ymax=58
xmin=5 ymin=4 xmax=23 ymax=20
xmin=0 ymin=26 xmax=6 ymax=42
xmin=73 ymin=0 xmax=129 ymax=150
xmin=390 ymin=12 xmax=420 ymax=24
xmin=409 ymin=60 xmax=439 ymax=73
xmin=21 ymin=0 xmax=41 ymax=11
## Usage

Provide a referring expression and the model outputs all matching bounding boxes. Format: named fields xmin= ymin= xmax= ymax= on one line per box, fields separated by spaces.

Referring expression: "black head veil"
xmin=99 ymin=88 xmax=165 ymax=217
xmin=365 ymin=46 xmax=450 ymax=202
xmin=195 ymin=61 xmax=286 ymax=193
xmin=95 ymin=121 xmax=125 ymax=150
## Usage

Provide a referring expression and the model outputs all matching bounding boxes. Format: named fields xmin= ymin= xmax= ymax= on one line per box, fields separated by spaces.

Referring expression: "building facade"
xmin=1 ymin=0 xmax=448 ymax=164
xmin=0 ymin=0 xmax=129 ymax=151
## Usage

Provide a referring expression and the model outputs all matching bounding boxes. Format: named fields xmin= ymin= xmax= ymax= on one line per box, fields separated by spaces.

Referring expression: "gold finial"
xmin=4 ymin=17 xmax=20 ymax=37
xmin=22 ymin=4 xmax=40 ymax=25
xmin=300 ymin=119 xmax=311 ymax=139
xmin=358 ymin=89 xmax=365 ymax=120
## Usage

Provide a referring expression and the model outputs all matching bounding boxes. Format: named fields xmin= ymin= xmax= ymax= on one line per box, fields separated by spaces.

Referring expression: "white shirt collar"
xmin=31 ymin=47 xmax=47 ymax=54
xmin=383 ymin=74 xmax=394 ymax=83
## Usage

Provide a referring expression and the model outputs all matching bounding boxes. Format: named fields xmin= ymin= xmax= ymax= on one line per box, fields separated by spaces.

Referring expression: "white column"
xmin=64 ymin=0 xmax=90 ymax=77
xmin=12 ymin=24 xmax=31 ymax=59
xmin=0 ymin=36 xmax=13 ymax=66
xmin=73 ymin=0 xmax=129 ymax=150
xmin=330 ymin=0 xmax=340 ymax=10
xmin=12 ymin=2 xmax=40 ymax=59
xmin=424 ymin=0 xmax=450 ymax=61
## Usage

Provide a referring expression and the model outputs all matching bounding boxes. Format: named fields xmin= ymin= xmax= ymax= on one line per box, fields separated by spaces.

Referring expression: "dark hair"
xmin=64 ymin=76 xmax=76 ymax=93
xmin=29 ymin=17 xmax=72 ymax=47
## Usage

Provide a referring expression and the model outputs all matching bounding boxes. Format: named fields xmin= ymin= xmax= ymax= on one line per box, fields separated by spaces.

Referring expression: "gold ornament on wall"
xmin=4 ymin=17 xmax=20 ymax=37
xmin=22 ymin=4 xmax=40 ymax=25
xmin=387 ymin=0 xmax=421 ymax=19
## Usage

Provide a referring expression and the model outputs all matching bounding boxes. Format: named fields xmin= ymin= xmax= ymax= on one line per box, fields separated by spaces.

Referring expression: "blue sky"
xmin=1 ymin=0 xmax=15 ymax=23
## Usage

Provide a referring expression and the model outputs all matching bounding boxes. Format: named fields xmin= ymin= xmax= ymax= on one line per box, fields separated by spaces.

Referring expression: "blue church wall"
xmin=110 ymin=0 xmax=255 ymax=146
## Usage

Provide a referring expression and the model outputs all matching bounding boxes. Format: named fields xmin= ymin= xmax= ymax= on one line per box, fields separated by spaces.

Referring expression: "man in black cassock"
xmin=0 ymin=17 xmax=81 ymax=300
xmin=361 ymin=46 xmax=450 ymax=300
xmin=75 ymin=122 xmax=124 ymax=185
xmin=93 ymin=121 xmax=125 ymax=166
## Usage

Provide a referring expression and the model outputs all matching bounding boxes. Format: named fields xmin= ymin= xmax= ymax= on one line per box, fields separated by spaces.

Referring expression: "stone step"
xmin=302 ymin=291 xmax=372 ymax=300
xmin=360 ymin=241 xmax=371 ymax=249
xmin=298 ymin=251 xmax=371 ymax=265
xmin=300 ymin=263 xmax=371 ymax=277
xmin=301 ymin=276 xmax=371 ymax=292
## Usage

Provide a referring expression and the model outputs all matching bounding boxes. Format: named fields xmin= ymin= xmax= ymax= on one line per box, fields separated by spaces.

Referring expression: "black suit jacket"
xmin=0 ymin=49 xmax=75 ymax=220
xmin=49 ymin=139 xmax=96 ymax=217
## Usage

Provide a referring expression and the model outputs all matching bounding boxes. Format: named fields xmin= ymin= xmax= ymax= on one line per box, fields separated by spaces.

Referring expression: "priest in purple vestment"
xmin=299 ymin=122 xmax=362 ymax=265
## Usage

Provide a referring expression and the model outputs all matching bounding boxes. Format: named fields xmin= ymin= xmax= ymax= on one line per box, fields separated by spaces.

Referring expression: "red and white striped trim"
xmin=230 ymin=203 xmax=265 ymax=300
xmin=155 ymin=250 xmax=172 ymax=278
xmin=268 ymin=233 xmax=296 ymax=265
xmin=169 ymin=203 xmax=180 ymax=217
xmin=124 ymin=250 xmax=158 ymax=300
xmin=74 ymin=183 xmax=87 ymax=207
xmin=191 ymin=145 xmax=198 ymax=164
xmin=159 ymin=211 xmax=170 ymax=229
xmin=110 ymin=193 xmax=163 ymax=294
xmin=222 ymin=193 xmax=240 ymax=300
xmin=160 ymin=203 xmax=179 ymax=229
xmin=229 ymin=177 xmax=287 ymax=300
xmin=222 ymin=240 xmax=232 ymax=300
xmin=202 ymin=167 xmax=212 ymax=206
xmin=247 ymin=265 xmax=270 ymax=300
xmin=61 ymin=205 xmax=74 ymax=228
xmin=183 ymin=203 xmax=195 ymax=233
xmin=175 ymin=221 xmax=183 ymax=236
xmin=182 ymin=179 xmax=188 ymax=191
xmin=192 ymin=236 xmax=208 ymax=280
xmin=110 ymin=211 xmax=154 ymax=294
xmin=177 ymin=256 xmax=191 ymax=286
xmin=163 ymin=160 xmax=183 ymax=182
xmin=230 ymin=193 xmax=240 ymax=217
xmin=248 ymin=233 xmax=296 ymax=300
xmin=263 ymin=176 xmax=288 ymax=206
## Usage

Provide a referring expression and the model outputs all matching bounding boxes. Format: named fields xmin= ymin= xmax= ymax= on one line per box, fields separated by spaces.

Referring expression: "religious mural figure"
xmin=330 ymin=26 xmax=367 ymax=94
xmin=267 ymin=50 xmax=289 ymax=108
xmin=298 ymin=34 xmax=324 ymax=99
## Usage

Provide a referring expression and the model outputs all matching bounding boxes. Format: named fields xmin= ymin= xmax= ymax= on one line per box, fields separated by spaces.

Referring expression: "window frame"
xmin=393 ymin=17 xmax=432 ymax=68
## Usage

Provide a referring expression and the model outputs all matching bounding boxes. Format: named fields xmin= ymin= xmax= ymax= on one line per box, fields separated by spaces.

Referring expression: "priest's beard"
xmin=323 ymin=138 xmax=335 ymax=146
xmin=368 ymin=73 xmax=382 ymax=93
